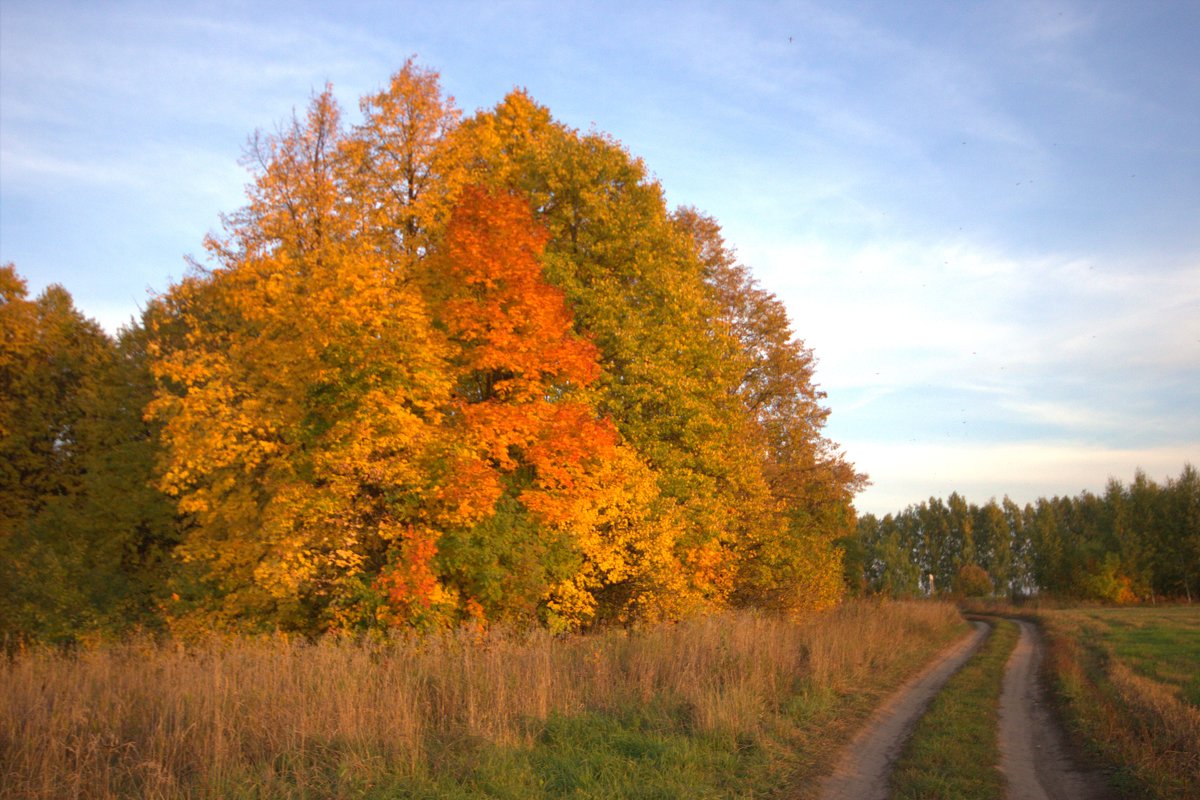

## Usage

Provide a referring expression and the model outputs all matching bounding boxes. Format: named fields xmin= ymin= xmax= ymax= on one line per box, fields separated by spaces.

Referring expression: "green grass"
xmin=349 ymin=708 xmax=771 ymax=800
xmin=889 ymin=619 xmax=1019 ymax=800
xmin=1039 ymin=605 xmax=1200 ymax=800
xmin=1072 ymin=606 xmax=1200 ymax=707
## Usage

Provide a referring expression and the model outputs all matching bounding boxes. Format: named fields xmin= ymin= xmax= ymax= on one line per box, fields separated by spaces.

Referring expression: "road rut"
xmin=998 ymin=618 xmax=1110 ymax=800
xmin=817 ymin=620 xmax=990 ymax=800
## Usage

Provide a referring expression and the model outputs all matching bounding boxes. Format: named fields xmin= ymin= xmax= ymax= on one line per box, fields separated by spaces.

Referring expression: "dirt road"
xmin=818 ymin=616 xmax=1112 ymax=800
xmin=817 ymin=620 xmax=990 ymax=800
xmin=998 ymin=618 xmax=1111 ymax=800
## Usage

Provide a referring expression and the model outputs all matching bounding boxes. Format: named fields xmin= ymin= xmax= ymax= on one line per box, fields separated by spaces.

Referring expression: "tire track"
xmin=998 ymin=618 xmax=1110 ymax=800
xmin=817 ymin=620 xmax=991 ymax=800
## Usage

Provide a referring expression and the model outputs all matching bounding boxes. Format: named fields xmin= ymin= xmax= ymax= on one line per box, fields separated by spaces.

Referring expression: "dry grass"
xmin=1 ymin=600 xmax=962 ymax=799
xmin=1039 ymin=607 xmax=1200 ymax=799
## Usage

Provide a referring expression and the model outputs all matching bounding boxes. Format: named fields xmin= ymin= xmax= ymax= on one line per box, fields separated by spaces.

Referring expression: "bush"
xmin=953 ymin=564 xmax=994 ymax=598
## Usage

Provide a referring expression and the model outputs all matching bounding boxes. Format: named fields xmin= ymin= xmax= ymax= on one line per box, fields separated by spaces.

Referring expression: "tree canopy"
xmin=852 ymin=466 xmax=1200 ymax=603
xmin=1 ymin=61 xmax=863 ymax=640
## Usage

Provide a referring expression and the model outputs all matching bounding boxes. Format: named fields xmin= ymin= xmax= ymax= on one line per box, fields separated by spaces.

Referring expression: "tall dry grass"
xmin=1 ymin=600 xmax=962 ymax=799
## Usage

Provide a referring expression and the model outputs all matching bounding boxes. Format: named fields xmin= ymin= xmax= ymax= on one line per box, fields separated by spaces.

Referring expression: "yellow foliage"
xmin=141 ymin=64 xmax=859 ymax=635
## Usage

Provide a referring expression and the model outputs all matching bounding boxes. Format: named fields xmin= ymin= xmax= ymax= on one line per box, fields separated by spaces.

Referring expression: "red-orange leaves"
xmin=428 ymin=188 xmax=670 ymax=629
xmin=434 ymin=455 xmax=503 ymax=526
xmin=376 ymin=525 xmax=452 ymax=627
xmin=434 ymin=188 xmax=611 ymax=521
xmin=438 ymin=186 xmax=600 ymax=402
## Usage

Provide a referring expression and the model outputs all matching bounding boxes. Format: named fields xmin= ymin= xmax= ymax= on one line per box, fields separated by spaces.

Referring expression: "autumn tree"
xmin=953 ymin=563 xmax=993 ymax=598
xmin=445 ymin=91 xmax=859 ymax=610
xmin=348 ymin=57 xmax=462 ymax=260
xmin=147 ymin=89 xmax=454 ymax=633
xmin=672 ymin=207 xmax=865 ymax=610
xmin=101 ymin=62 xmax=876 ymax=635
xmin=420 ymin=186 xmax=685 ymax=629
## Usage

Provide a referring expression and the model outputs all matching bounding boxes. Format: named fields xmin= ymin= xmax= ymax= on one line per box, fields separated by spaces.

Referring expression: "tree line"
xmin=1 ymin=60 xmax=864 ymax=642
xmin=847 ymin=465 xmax=1200 ymax=602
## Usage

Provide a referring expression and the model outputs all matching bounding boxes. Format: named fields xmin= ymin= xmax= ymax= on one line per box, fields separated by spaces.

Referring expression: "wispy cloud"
xmin=744 ymin=231 xmax=1200 ymax=507
xmin=2 ymin=0 xmax=1196 ymax=513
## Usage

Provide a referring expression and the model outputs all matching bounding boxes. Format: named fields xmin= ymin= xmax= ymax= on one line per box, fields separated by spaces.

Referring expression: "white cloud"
xmin=740 ymin=232 xmax=1200 ymax=513
xmin=0 ymin=147 xmax=141 ymax=187
xmin=750 ymin=234 xmax=1200 ymax=390
xmin=852 ymin=439 xmax=1199 ymax=515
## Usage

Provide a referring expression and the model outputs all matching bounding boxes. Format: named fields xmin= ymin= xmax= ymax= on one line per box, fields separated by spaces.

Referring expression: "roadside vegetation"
xmin=1 ymin=601 xmax=962 ymax=799
xmin=1039 ymin=606 xmax=1200 ymax=800
xmin=958 ymin=600 xmax=1199 ymax=799
xmin=889 ymin=618 xmax=1017 ymax=800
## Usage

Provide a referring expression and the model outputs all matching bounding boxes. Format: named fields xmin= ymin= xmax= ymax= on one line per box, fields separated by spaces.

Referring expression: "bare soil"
xmin=998 ymin=618 xmax=1112 ymax=800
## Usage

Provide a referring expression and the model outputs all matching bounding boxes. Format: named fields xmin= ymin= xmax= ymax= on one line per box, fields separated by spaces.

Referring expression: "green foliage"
xmin=855 ymin=514 xmax=923 ymax=598
xmin=852 ymin=465 xmax=1198 ymax=603
xmin=835 ymin=534 xmax=868 ymax=596
xmin=0 ymin=266 xmax=175 ymax=643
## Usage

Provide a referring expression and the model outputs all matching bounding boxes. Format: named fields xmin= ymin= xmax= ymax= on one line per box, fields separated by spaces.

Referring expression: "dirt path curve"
xmin=817 ymin=620 xmax=990 ymax=800
xmin=998 ymin=618 xmax=1110 ymax=800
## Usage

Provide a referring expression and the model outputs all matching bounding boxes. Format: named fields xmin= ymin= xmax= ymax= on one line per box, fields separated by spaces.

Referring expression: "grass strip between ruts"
xmin=889 ymin=617 xmax=1019 ymax=800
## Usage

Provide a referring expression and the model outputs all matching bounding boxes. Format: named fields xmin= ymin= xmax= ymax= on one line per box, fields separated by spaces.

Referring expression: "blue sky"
xmin=2 ymin=0 xmax=1197 ymax=514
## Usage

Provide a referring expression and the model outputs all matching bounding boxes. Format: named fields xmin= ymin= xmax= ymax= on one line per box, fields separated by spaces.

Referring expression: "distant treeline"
xmin=846 ymin=465 xmax=1200 ymax=602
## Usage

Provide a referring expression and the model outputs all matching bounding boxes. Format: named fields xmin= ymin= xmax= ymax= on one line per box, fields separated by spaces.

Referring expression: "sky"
xmin=2 ymin=0 xmax=1197 ymax=515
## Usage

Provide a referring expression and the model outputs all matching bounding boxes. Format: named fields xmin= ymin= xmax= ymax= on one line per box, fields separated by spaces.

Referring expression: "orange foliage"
xmin=434 ymin=187 xmax=612 ymax=511
xmin=138 ymin=64 xmax=859 ymax=636
xmin=427 ymin=187 xmax=680 ymax=629
xmin=376 ymin=526 xmax=451 ymax=627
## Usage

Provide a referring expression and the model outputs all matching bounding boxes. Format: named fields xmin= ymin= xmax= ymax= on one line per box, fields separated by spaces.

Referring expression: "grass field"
xmin=888 ymin=618 xmax=1017 ymax=800
xmin=1056 ymin=606 xmax=1200 ymax=707
xmin=1038 ymin=605 xmax=1200 ymax=800
xmin=0 ymin=601 xmax=964 ymax=799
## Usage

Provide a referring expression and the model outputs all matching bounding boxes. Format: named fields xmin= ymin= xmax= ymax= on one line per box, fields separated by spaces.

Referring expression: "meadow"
xmin=1037 ymin=605 xmax=1200 ymax=799
xmin=1 ymin=601 xmax=962 ymax=799
xmin=1052 ymin=606 xmax=1200 ymax=707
